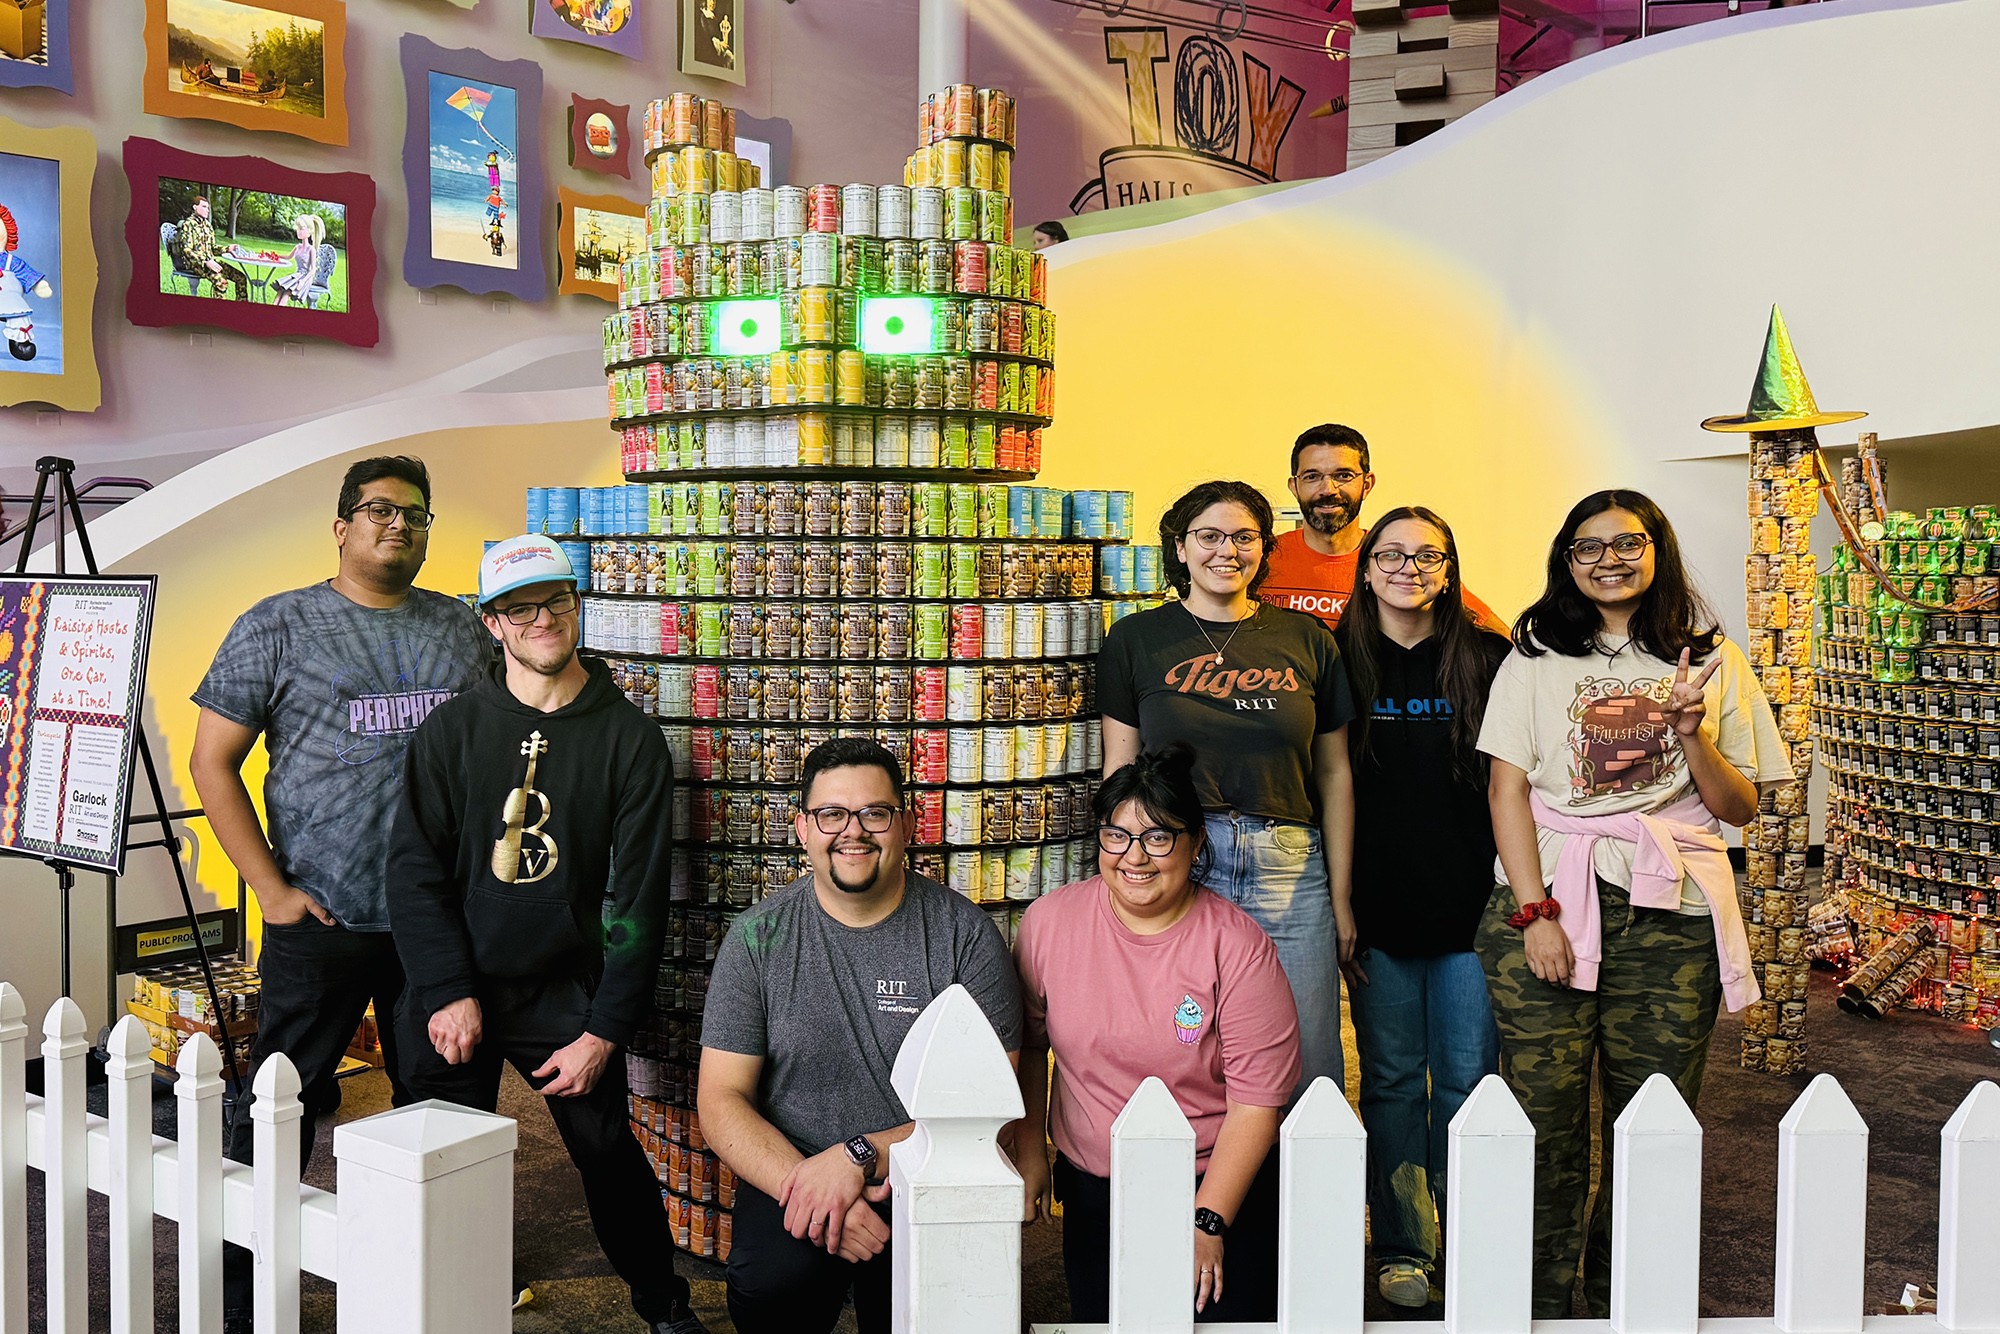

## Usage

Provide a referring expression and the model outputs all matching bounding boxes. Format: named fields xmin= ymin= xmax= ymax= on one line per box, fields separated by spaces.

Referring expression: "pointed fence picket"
xmin=0 ymin=982 xmax=518 ymax=1334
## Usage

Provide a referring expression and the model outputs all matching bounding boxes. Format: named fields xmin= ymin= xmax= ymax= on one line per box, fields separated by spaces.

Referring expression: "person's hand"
xmin=429 ymin=997 xmax=482 ymax=1065
xmin=256 ymin=881 xmax=334 ymax=927
xmin=1195 ymin=1231 xmax=1225 ymax=1313
xmin=532 ymin=1032 xmax=615 ymax=1096
xmin=1017 ymin=1140 xmax=1053 ymax=1223
xmin=1523 ymin=915 xmax=1574 ymax=986
xmin=831 ymin=1187 xmax=893 ymax=1262
xmin=1663 ymin=647 xmax=1722 ymax=739
xmin=206 ymin=259 xmax=222 ymax=275
xmin=778 ymin=1142 xmax=870 ymax=1252
xmin=1333 ymin=900 xmax=1359 ymax=969
xmin=31 ymin=280 xmax=51 ymax=299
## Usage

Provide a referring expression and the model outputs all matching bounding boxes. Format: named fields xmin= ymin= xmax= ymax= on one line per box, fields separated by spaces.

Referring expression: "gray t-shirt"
xmin=192 ymin=582 xmax=491 ymax=930
xmin=702 ymin=872 xmax=1023 ymax=1156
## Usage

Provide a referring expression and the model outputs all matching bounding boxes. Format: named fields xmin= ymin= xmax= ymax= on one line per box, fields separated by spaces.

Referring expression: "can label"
xmin=912 ymin=727 xmax=947 ymax=782
xmin=948 ymin=727 xmax=983 ymax=781
xmin=914 ymin=666 xmax=948 ymax=719
xmin=983 ymin=785 xmax=1016 ymax=839
xmin=915 ymin=604 xmax=948 ymax=657
xmin=982 ymin=603 xmax=1011 ymax=658
xmin=945 ymin=790 xmax=981 ymax=844
xmin=836 ymin=666 xmax=874 ymax=721
xmin=983 ymin=666 xmax=1015 ymax=722
xmin=839 ymin=542 xmax=877 ymax=598
xmin=878 ymin=544 xmax=913 ymax=599
xmin=946 ymin=665 xmax=981 ymax=720
xmin=803 ymin=602 xmax=836 ymax=657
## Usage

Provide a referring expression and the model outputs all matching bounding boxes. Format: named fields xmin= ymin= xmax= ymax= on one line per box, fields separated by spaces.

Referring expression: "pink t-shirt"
xmin=1016 ymin=877 xmax=1302 ymax=1178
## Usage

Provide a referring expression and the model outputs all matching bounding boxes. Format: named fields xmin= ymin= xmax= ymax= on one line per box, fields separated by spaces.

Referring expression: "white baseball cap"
xmin=480 ymin=535 xmax=577 ymax=604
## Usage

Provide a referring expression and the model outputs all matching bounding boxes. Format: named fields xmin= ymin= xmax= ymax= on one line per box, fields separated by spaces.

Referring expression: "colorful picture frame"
xmin=0 ymin=119 xmax=97 ymax=410
xmin=400 ymin=34 xmax=546 ymax=301
xmin=532 ymin=0 xmax=639 ymax=59
xmin=142 ymin=0 xmax=349 ymax=146
xmin=567 ymin=94 xmax=630 ymax=178
xmin=0 ymin=0 xmax=74 ymax=93
xmin=556 ymin=186 xmax=641 ymax=302
xmin=123 ymin=136 xmax=378 ymax=347
xmin=678 ymin=0 xmax=742 ymax=86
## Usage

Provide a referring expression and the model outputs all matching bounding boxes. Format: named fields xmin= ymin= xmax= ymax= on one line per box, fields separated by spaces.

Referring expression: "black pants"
xmin=223 ymin=917 xmax=409 ymax=1312
xmin=726 ymin=1180 xmax=892 ymax=1334
xmin=397 ymin=973 xmax=690 ymax=1325
xmin=1054 ymin=1148 xmax=1281 ymax=1324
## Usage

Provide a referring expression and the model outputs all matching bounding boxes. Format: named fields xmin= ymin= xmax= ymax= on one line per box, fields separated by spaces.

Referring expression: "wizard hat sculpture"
xmin=1701 ymin=305 xmax=1867 ymax=433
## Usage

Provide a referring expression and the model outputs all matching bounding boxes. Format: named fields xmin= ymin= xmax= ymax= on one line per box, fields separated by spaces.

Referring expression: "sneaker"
xmin=651 ymin=1314 xmax=710 ymax=1334
xmin=1378 ymin=1262 xmax=1432 ymax=1308
xmin=511 ymin=1284 xmax=534 ymax=1311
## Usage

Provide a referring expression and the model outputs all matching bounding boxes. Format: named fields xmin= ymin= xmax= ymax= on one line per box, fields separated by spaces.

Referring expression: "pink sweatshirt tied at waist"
xmin=1527 ymin=792 xmax=1760 ymax=1013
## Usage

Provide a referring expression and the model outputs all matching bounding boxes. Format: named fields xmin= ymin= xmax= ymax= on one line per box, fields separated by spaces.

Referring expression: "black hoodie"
xmin=386 ymin=656 xmax=673 ymax=1046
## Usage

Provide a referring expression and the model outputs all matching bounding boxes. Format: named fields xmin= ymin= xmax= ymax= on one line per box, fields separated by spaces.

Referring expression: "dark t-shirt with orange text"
xmin=1261 ymin=528 xmax=1510 ymax=634
xmin=1098 ymin=602 xmax=1355 ymax=825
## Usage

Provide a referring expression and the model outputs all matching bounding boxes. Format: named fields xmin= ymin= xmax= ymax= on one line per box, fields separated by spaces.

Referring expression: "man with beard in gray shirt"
xmin=699 ymin=737 xmax=1022 ymax=1334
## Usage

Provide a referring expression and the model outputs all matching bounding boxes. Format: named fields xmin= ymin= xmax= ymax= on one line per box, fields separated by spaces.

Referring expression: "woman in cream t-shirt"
xmin=1475 ymin=490 xmax=1789 ymax=1319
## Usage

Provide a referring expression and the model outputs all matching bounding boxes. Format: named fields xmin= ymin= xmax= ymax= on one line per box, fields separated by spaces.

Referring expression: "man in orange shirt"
xmin=1261 ymin=423 xmax=1508 ymax=633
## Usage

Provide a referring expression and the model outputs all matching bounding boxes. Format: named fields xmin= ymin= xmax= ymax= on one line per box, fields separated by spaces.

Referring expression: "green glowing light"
xmin=859 ymin=296 xmax=940 ymax=356
xmin=711 ymin=298 xmax=783 ymax=356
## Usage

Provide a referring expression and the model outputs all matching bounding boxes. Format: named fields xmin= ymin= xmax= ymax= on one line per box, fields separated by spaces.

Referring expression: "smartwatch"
xmin=1194 ymin=1207 xmax=1228 ymax=1236
xmin=844 ymin=1134 xmax=880 ymax=1182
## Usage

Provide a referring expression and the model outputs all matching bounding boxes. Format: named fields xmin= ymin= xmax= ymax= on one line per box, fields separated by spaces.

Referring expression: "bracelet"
xmin=1506 ymin=898 xmax=1562 ymax=930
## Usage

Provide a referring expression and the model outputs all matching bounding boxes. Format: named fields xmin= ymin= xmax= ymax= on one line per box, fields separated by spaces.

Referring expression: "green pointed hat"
xmin=1701 ymin=305 xmax=1867 ymax=433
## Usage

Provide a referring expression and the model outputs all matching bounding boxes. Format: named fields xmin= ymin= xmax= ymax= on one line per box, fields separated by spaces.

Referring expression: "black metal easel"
xmin=10 ymin=455 xmax=243 ymax=1106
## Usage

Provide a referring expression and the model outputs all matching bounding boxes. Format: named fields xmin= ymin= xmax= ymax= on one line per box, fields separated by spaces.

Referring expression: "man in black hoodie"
xmin=386 ymin=535 xmax=705 ymax=1334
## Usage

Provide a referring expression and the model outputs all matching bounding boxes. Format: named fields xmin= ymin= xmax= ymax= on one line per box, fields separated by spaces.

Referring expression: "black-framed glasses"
xmin=1097 ymin=825 xmax=1184 ymax=856
xmin=805 ymin=804 xmax=902 ymax=835
xmin=345 ymin=500 xmax=434 ymax=531
xmin=1293 ymin=469 xmax=1366 ymax=489
xmin=492 ymin=590 xmax=579 ymax=625
xmin=1371 ymin=548 xmax=1449 ymax=573
xmin=1185 ymin=528 xmax=1263 ymax=553
xmin=1568 ymin=533 xmax=1652 ymax=565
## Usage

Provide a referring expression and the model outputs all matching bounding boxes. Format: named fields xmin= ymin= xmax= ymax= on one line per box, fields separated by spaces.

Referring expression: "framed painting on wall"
xmin=142 ymin=0 xmax=349 ymax=146
xmin=0 ymin=119 xmax=98 ymax=410
xmin=567 ymin=94 xmax=629 ymax=178
xmin=400 ymin=34 xmax=546 ymax=301
xmin=555 ymin=186 xmax=640 ymax=302
xmin=123 ymin=136 xmax=379 ymax=347
xmin=678 ymin=0 xmax=741 ymax=86
xmin=0 ymin=0 xmax=74 ymax=93
xmin=532 ymin=0 xmax=638 ymax=59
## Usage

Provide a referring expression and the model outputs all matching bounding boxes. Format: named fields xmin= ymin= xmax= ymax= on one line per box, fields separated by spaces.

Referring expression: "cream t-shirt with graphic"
xmin=1476 ymin=637 xmax=1792 ymax=913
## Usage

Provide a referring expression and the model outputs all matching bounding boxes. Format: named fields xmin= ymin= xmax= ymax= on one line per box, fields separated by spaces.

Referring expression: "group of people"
xmin=193 ymin=423 xmax=1788 ymax=1334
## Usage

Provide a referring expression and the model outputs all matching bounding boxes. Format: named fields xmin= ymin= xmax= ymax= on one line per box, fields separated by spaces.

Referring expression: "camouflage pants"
xmin=1476 ymin=879 xmax=1721 ymax=1318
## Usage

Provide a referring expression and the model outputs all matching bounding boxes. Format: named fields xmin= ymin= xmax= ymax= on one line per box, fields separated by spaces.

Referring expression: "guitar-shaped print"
xmin=492 ymin=730 xmax=559 ymax=884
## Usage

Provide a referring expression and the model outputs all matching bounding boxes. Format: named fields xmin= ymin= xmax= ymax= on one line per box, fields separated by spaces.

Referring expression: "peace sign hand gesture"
xmin=1662 ymin=647 xmax=1722 ymax=738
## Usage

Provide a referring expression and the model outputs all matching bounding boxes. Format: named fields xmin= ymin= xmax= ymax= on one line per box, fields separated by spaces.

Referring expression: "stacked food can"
xmin=1812 ymin=495 xmax=2000 ymax=1032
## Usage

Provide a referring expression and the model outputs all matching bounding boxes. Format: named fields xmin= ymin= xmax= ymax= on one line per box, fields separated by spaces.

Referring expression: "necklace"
xmin=1185 ymin=600 xmax=1254 ymax=664
xmin=1599 ymin=632 xmax=1633 ymax=663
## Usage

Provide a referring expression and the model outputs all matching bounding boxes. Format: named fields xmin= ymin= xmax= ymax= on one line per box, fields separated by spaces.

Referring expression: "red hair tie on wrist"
xmin=1506 ymin=898 xmax=1562 ymax=930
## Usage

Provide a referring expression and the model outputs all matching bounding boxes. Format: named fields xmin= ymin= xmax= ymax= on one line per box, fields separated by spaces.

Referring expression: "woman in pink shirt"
xmin=1011 ymin=744 xmax=1302 ymax=1324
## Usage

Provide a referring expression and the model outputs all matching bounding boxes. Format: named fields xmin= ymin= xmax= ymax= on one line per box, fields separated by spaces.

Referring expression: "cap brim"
xmin=1700 ymin=410 xmax=1868 ymax=433
xmin=479 ymin=571 xmax=577 ymax=605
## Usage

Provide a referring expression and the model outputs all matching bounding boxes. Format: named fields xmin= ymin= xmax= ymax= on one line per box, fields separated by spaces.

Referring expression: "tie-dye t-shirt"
xmin=1475 ymin=637 xmax=1791 ymax=912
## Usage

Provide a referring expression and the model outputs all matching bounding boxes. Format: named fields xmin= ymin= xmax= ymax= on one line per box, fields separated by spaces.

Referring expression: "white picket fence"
xmin=0 ymin=982 xmax=518 ymax=1334
xmin=888 ymin=984 xmax=2000 ymax=1334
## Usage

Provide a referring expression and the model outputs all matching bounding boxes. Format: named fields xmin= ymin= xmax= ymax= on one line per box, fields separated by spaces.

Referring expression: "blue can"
xmin=559 ymin=540 xmax=593 ymax=590
xmin=1006 ymin=486 xmax=1035 ymax=538
xmin=526 ymin=487 xmax=549 ymax=536
xmin=1071 ymin=490 xmax=1107 ymax=539
xmin=1033 ymin=488 xmax=1068 ymax=539
xmin=1107 ymin=491 xmax=1134 ymax=541
xmin=544 ymin=487 xmax=581 ymax=537
xmin=1099 ymin=546 xmax=1135 ymax=594
xmin=580 ymin=487 xmax=604 ymax=536
xmin=1134 ymin=545 xmax=1164 ymax=592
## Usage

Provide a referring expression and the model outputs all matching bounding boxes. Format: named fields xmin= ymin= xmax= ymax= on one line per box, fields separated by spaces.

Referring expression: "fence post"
xmin=42 ymin=998 xmax=87 ymax=1334
xmin=1774 ymin=1073 xmax=1867 ymax=1333
xmin=253 ymin=1055 xmax=305 ymax=1334
xmin=1610 ymin=1073 xmax=1702 ymax=1334
xmin=333 ymin=1100 xmax=517 ymax=1334
xmin=1938 ymin=1081 xmax=2000 ymax=1329
xmin=1278 ymin=1075 xmax=1364 ymax=1334
xmin=179 ymin=1033 xmax=226 ymax=1334
xmin=1445 ymin=1073 xmax=1534 ymax=1334
xmin=887 ymin=983 xmax=1026 ymax=1334
xmin=106 ymin=1016 xmax=155 ymax=1334
xmin=1110 ymin=1076 xmax=1196 ymax=1333
xmin=0 ymin=984 xmax=25 ymax=1334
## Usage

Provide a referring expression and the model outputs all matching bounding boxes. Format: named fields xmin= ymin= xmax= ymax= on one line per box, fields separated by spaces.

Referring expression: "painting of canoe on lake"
xmin=143 ymin=0 xmax=349 ymax=145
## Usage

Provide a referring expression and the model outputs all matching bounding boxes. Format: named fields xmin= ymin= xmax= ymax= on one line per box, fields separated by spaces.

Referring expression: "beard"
xmin=824 ymin=841 xmax=887 ymax=894
xmin=1302 ymin=494 xmax=1359 ymax=536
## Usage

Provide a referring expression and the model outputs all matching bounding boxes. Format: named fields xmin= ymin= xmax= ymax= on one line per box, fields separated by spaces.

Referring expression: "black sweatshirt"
xmin=386 ymin=657 xmax=674 ymax=1046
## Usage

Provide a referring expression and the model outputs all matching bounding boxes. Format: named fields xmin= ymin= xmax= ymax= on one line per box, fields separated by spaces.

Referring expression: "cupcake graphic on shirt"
xmin=1173 ymin=994 xmax=1205 ymax=1045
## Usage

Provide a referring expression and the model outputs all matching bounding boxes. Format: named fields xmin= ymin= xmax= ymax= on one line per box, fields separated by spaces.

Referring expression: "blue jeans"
xmin=1346 ymin=948 xmax=1498 ymax=1271
xmin=1202 ymin=812 xmax=1342 ymax=1097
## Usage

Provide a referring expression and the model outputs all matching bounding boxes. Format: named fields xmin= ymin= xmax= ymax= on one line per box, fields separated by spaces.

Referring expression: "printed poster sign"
xmin=0 ymin=576 xmax=157 ymax=873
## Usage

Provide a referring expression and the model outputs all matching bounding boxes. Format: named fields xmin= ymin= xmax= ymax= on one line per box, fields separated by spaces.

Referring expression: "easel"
xmin=8 ymin=455 xmax=243 ymax=1108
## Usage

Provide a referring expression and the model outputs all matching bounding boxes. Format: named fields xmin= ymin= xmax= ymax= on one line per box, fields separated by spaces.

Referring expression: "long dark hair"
xmin=1158 ymin=481 xmax=1278 ymax=599
xmin=1337 ymin=507 xmax=1504 ymax=785
xmin=1093 ymin=742 xmax=1212 ymax=882
xmin=1515 ymin=490 xmax=1722 ymax=663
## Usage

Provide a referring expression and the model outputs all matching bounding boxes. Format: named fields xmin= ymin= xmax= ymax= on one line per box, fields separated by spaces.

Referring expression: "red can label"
xmin=914 ymin=790 xmax=946 ymax=845
xmin=951 ymin=604 xmax=984 ymax=659
xmin=912 ymin=727 xmax=947 ymax=782
xmin=806 ymin=183 xmax=842 ymax=234
xmin=953 ymin=241 xmax=988 ymax=295
xmin=914 ymin=666 xmax=948 ymax=721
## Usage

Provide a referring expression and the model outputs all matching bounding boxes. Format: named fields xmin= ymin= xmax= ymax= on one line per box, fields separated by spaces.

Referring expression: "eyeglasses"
xmin=1293 ymin=469 xmax=1365 ymax=490
xmin=1185 ymin=528 xmax=1264 ymax=553
xmin=1568 ymin=533 xmax=1652 ymax=565
xmin=1372 ymin=549 xmax=1449 ymax=573
xmin=1097 ymin=825 xmax=1184 ymax=856
xmin=492 ymin=590 xmax=579 ymax=625
xmin=805 ymin=804 xmax=902 ymax=834
xmin=345 ymin=500 xmax=434 ymax=531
